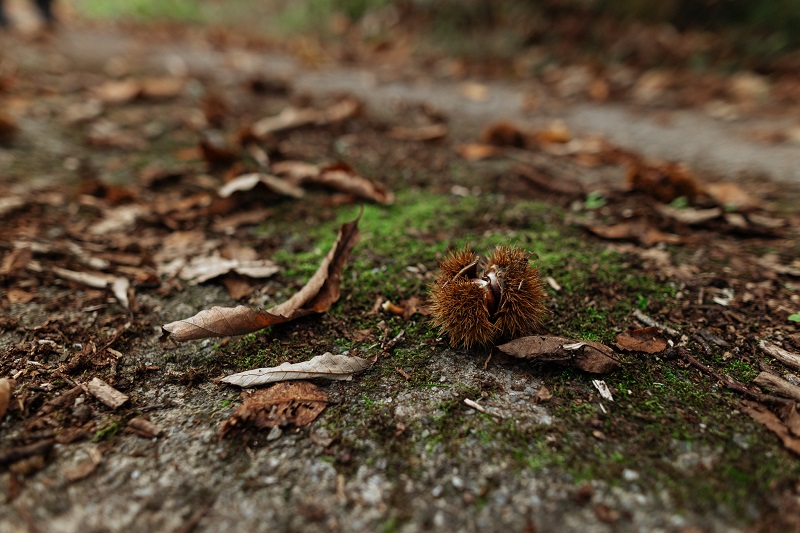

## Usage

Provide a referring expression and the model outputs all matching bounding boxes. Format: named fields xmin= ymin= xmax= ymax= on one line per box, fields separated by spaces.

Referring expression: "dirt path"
xmin=48 ymin=25 xmax=800 ymax=186
xmin=2 ymin=20 xmax=800 ymax=533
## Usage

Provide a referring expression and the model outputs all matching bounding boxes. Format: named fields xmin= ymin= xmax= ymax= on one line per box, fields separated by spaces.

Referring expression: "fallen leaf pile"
xmin=458 ymin=121 xmax=794 ymax=273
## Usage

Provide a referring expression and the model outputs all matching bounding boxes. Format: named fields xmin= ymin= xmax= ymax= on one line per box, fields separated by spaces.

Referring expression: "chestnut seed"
xmin=429 ymin=245 xmax=546 ymax=349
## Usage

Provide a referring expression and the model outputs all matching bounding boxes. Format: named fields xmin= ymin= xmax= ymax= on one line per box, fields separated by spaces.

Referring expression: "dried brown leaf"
xmin=706 ymin=182 xmax=761 ymax=211
xmin=741 ymin=400 xmax=800 ymax=456
xmin=456 ymin=143 xmax=502 ymax=161
xmin=271 ymin=160 xmax=321 ymax=181
xmin=656 ymin=205 xmax=723 ymax=225
xmin=781 ymin=404 xmax=800 ymax=438
xmin=178 ymin=256 xmax=280 ymax=285
xmin=65 ymin=446 xmax=103 ymax=482
xmin=221 ymin=352 xmax=374 ymax=387
xmin=533 ymin=385 xmax=552 ymax=403
xmin=161 ymin=210 xmax=361 ymax=343
xmin=586 ymin=223 xmax=682 ymax=246
xmin=387 ymin=124 xmax=447 ymax=142
xmin=625 ymin=160 xmax=702 ymax=203
xmin=493 ymin=335 xmax=620 ymax=373
xmin=218 ymin=172 xmax=305 ymax=199
xmin=0 ymin=378 xmax=15 ymax=421
xmin=614 ymin=327 xmax=668 ymax=354
xmin=220 ymin=381 xmax=329 ymax=437
xmin=251 ymin=98 xmax=359 ymax=138
xmin=50 ymin=267 xmax=130 ymax=308
xmin=95 ymin=79 xmax=141 ymax=104
xmin=309 ymin=164 xmax=393 ymax=204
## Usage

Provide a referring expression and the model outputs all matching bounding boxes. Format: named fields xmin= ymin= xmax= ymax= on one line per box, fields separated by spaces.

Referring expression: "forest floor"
xmin=1 ymin=11 xmax=800 ymax=533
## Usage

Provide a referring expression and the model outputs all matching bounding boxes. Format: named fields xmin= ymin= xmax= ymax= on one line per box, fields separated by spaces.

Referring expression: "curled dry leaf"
xmin=95 ymin=77 xmax=185 ymax=104
xmin=313 ymin=164 xmax=394 ymax=205
xmin=160 ymin=210 xmax=361 ymax=343
xmin=178 ymin=255 xmax=280 ymax=285
xmin=221 ymin=352 xmax=375 ymax=388
xmin=492 ymin=335 xmax=620 ymax=374
xmin=614 ymin=327 xmax=668 ymax=354
xmin=586 ymin=223 xmax=682 ymax=247
xmin=49 ymin=267 xmax=130 ymax=309
xmin=127 ymin=417 xmax=164 ymax=439
xmin=219 ymin=173 xmax=305 ymax=199
xmin=656 ymin=205 xmax=723 ymax=225
xmin=271 ymin=161 xmax=394 ymax=204
xmin=220 ymin=381 xmax=328 ymax=437
xmin=251 ymin=98 xmax=359 ymax=138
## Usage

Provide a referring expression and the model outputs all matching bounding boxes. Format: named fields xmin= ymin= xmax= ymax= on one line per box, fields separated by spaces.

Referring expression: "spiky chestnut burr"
xmin=429 ymin=245 xmax=546 ymax=349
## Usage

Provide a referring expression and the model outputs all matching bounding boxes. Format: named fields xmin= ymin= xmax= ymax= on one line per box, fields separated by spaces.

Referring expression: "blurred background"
xmin=56 ymin=0 xmax=800 ymax=74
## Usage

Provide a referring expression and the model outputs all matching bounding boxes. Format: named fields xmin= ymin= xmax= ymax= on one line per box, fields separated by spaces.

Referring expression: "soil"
xmin=2 ymin=15 xmax=800 ymax=533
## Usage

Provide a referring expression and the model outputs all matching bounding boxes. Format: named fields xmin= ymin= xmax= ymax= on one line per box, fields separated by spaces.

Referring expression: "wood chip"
xmin=84 ymin=377 xmax=129 ymax=409
xmin=592 ymin=380 xmax=614 ymax=402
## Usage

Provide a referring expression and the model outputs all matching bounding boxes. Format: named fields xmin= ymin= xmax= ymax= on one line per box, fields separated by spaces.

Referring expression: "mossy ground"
xmin=208 ymin=184 xmax=799 ymax=524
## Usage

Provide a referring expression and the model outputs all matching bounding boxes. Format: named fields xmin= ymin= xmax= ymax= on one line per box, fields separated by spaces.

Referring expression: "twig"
xmin=37 ymin=385 xmax=84 ymax=416
xmin=0 ymin=439 xmax=55 ymax=466
xmin=633 ymin=309 xmax=680 ymax=337
xmin=463 ymin=398 xmax=503 ymax=419
xmin=463 ymin=398 xmax=486 ymax=413
xmin=381 ymin=330 xmax=405 ymax=356
xmin=670 ymin=347 xmax=791 ymax=407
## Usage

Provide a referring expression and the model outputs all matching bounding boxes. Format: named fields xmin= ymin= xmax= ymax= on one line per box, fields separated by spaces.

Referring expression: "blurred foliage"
xmin=71 ymin=0 xmax=800 ymax=68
